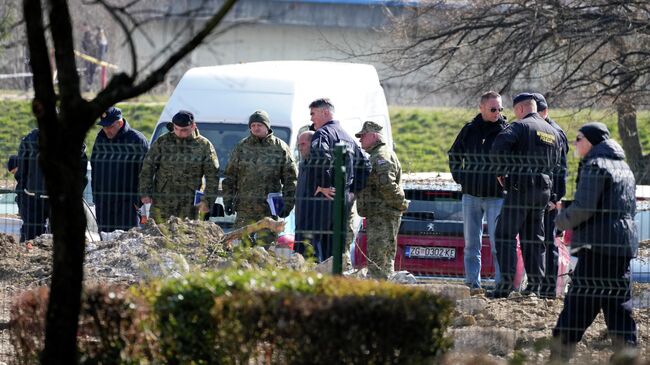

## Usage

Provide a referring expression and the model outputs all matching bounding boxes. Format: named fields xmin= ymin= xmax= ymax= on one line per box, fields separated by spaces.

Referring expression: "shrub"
xmin=9 ymin=269 xmax=454 ymax=364
xmin=153 ymin=270 xmax=453 ymax=364
xmin=9 ymin=284 xmax=150 ymax=365
xmin=151 ymin=269 xmax=320 ymax=364
xmin=9 ymin=287 xmax=48 ymax=365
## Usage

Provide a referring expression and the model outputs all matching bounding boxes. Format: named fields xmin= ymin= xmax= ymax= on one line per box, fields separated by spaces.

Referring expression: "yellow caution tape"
xmin=74 ymin=50 xmax=119 ymax=69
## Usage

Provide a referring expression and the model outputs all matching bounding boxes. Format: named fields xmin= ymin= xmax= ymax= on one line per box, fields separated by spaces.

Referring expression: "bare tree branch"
xmin=351 ymin=0 xmax=650 ymax=181
xmin=96 ymin=0 xmax=139 ymax=77
xmin=89 ymin=0 xmax=238 ymax=130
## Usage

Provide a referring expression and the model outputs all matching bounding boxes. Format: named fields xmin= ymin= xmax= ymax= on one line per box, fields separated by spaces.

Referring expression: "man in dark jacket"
xmin=449 ymin=91 xmax=507 ymax=289
xmin=16 ymin=129 xmax=89 ymax=241
xmin=300 ymin=98 xmax=371 ymax=262
xmin=90 ymin=106 xmax=149 ymax=232
xmin=489 ymin=93 xmax=562 ymax=298
xmin=533 ymin=93 xmax=569 ymax=298
xmin=294 ymin=129 xmax=315 ymax=255
xmin=551 ymin=123 xmax=637 ymax=361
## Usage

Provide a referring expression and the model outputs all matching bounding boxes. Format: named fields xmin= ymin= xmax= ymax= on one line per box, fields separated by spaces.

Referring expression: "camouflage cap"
xmin=355 ymin=121 xmax=383 ymax=138
xmin=249 ymin=110 xmax=271 ymax=130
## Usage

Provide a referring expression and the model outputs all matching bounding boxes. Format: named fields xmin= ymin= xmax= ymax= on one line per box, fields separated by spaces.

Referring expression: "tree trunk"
xmin=40 ymin=127 xmax=88 ymax=364
xmin=20 ymin=0 xmax=240 ymax=362
xmin=615 ymin=101 xmax=650 ymax=184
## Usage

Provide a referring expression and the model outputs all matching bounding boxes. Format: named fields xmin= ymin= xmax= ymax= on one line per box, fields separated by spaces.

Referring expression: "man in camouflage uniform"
xmin=139 ymin=110 xmax=220 ymax=222
xmin=355 ymin=121 xmax=408 ymax=279
xmin=222 ymin=110 xmax=297 ymax=244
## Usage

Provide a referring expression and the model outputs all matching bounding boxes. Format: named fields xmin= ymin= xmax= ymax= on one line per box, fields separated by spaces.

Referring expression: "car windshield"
xmin=404 ymin=189 xmax=463 ymax=221
xmin=151 ymin=122 xmax=291 ymax=176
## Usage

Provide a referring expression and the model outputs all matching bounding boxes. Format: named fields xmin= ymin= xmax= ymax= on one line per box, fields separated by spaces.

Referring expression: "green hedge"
xmin=9 ymin=269 xmax=453 ymax=364
xmin=211 ymin=289 xmax=452 ymax=365
xmin=152 ymin=270 xmax=453 ymax=364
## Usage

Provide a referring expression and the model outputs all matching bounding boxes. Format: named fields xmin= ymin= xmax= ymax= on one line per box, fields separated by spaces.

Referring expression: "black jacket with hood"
xmin=555 ymin=139 xmax=637 ymax=258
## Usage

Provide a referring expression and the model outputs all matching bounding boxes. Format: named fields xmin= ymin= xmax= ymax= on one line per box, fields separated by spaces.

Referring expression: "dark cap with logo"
xmin=512 ymin=92 xmax=535 ymax=106
xmin=532 ymin=93 xmax=548 ymax=111
xmin=97 ymin=106 xmax=122 ymax=127
xmin=172 ymin=110 xmax=195 ymax=127
xmin=355 ymin=121 xmax=383 ymax=137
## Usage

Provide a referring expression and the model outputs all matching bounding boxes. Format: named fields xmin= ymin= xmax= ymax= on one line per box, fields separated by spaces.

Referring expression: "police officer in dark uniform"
xmin=16 ymin=129 xmax=89 ymax=241
xmin=489 ymin=93 xmax=562 ymax=298
xmin=533 ymin=93 xmax=569 ymax=298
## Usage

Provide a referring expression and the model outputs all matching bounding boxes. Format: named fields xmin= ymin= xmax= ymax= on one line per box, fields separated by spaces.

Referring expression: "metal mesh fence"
xmin=0 ymin=135 xmax=648 ymax=363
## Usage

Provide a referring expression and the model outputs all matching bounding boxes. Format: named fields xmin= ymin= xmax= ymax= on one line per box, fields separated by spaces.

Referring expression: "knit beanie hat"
xmin=579 ymin=122 xmax=610 ymax=146
xmin=248 ymin=110 xmax=271 ymax=130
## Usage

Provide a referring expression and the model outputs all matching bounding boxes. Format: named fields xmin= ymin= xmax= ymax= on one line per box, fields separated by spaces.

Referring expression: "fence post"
xmin=332 ymin=143 xmax=347 ymax=275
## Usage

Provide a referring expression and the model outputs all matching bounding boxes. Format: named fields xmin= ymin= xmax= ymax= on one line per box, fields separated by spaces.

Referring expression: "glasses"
xmin=490 ymin=107 xmax=504 ymax=113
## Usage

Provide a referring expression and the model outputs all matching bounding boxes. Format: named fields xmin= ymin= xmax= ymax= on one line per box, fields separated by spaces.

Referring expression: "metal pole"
xmin=332 ymin=143 xmax=347 ymax=275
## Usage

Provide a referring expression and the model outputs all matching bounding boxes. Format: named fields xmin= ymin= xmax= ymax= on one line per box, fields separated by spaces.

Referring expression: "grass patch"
xmin=391 ymin=107 xmax=650 ymax=197
xmin=2 ymin=98 xmax=648 ymax=197
xmin=0 ymin=100 xmax=163 ymax=158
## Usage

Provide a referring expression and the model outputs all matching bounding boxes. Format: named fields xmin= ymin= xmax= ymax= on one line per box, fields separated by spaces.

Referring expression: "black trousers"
xmin=95 ymin=198 xmax=139 ymax=233
xmin=20 ymin=196 xmax=49 ymax=242
xmin=494 ymin=188 xmax=550 ymax=293
xmin=540 ymin=207 xmax=559 ymax=296
xmin=553 ymin=250 xmax=636 ymax=346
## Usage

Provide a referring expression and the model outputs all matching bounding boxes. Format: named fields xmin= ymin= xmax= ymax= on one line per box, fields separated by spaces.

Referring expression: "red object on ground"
xmin=277 ymin=234 xmax=294 ymax=251
xmin=562 ymin=229 xmax=573 ymax=245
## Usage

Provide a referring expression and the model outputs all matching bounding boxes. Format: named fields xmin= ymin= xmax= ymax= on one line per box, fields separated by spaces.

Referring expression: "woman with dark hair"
xmin=551 ymin=122 xmax=638 ymax=361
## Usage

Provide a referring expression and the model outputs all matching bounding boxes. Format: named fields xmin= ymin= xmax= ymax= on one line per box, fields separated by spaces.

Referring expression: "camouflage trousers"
xmin=234 ymin=211 xmax=278 ymax=246
xmin=151 ymin=199 xmax=197 ymax=223
xmin=366 ymin=212 xmax=401 ymax=280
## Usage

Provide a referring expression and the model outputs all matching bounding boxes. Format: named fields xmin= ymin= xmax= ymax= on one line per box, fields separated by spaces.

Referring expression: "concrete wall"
xmin=110 ymin=0 xmax=434 ymax=105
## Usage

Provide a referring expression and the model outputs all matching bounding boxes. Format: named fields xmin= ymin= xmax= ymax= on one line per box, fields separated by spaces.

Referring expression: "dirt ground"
xmin=0 ymin=222 xmax=647 ymax=364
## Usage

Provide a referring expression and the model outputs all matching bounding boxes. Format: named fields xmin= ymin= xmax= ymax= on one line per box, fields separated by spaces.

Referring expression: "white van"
xmin=151 ymin=60 xmax=393 ymax=170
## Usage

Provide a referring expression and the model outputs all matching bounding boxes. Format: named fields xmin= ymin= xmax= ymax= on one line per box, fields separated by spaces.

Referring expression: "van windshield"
xmin=151 ymin=122 xmax=291 ymax=176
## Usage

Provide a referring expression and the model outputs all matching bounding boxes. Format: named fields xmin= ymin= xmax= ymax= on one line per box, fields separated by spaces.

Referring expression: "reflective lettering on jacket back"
xmin=536 ymin=131 xmax=556 ymax=145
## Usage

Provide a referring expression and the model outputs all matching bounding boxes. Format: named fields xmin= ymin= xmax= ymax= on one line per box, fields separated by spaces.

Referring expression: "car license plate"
xmin=405 ymin=246 xmax=456 ymax=259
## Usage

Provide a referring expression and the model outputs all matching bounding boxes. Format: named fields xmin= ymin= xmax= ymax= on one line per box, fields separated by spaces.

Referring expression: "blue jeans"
xmin=462 ymin=194 xmax=503 ymax=288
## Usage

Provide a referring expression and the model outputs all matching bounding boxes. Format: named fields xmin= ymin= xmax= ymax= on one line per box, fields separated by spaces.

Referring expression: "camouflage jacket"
xmin=138 ymin=129 xmax=220 ymax=206
xmin=357 ymin=141 xmax=408 ymax=216
xmin=222 ymin=133 xmax=297 ymax=215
